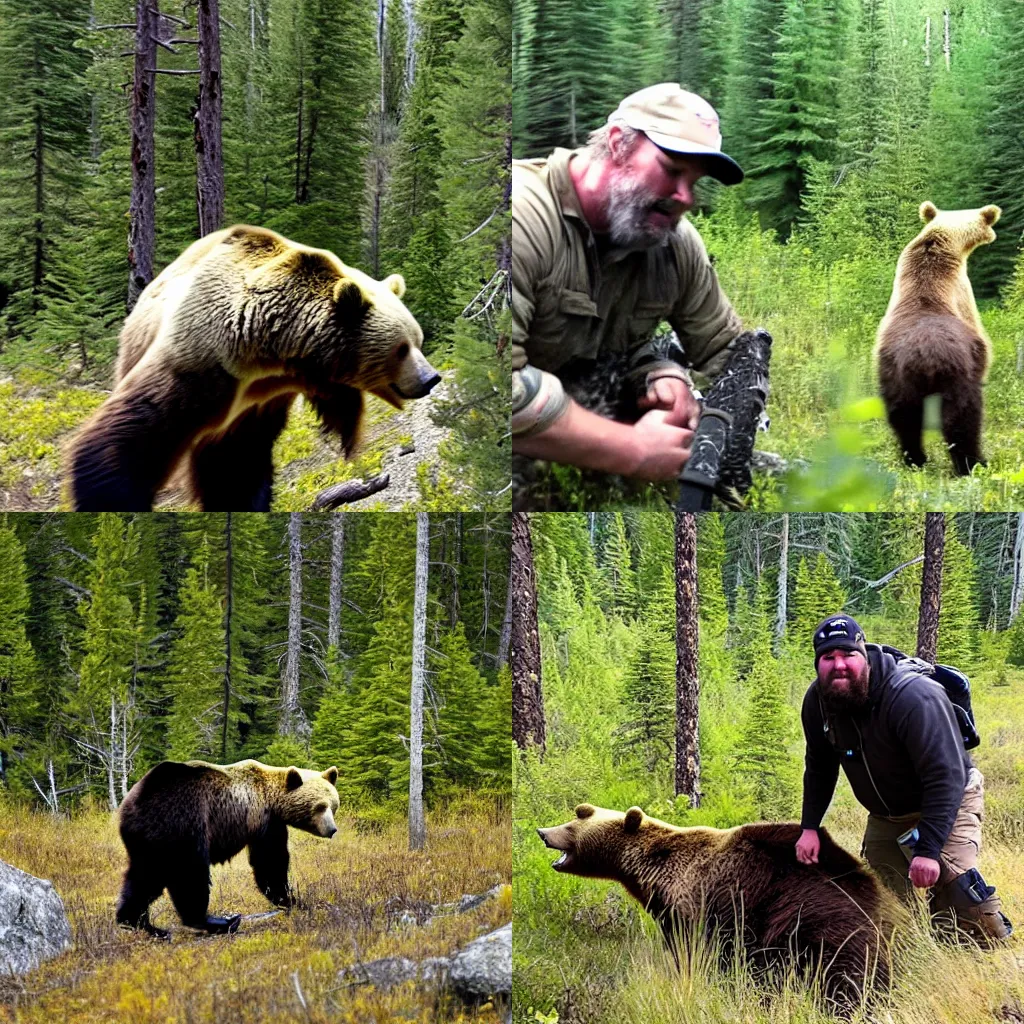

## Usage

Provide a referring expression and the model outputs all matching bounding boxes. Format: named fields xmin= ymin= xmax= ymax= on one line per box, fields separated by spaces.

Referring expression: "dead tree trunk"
xmin=328 ymin=513 xmax=345 ymax=652
xmin=496 ymin=563 xmax=513 ymax=671
xmin=511 ymin=513 xmax=545 ymax=752
xmin=1011 ymin=513 xmax=1024 ymax=624
xmin=674 ymin=512 xmax=700 ymax=807
xmin=916 ymin=513 xmax=946 ymax=663
xmin=775 ymin=513 xmax=788 ymax=646
xmin=280 ymin=513 xmax=307 ymax=737
xmin=409 ymin=513 xmax=428 ymax=851
xmin=194 ymin=0 xmax=225 ymax=235
xmin=128 ymin=0 xmax=158 ymax=311
xmin=222 ymin=511 xmax=233 ymax=760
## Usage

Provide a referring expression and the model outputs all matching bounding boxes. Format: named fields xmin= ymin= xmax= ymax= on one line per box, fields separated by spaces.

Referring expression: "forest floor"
xmin=0 ymin=797 xmax=510 ymax=1024
xmin=512 ymin=660 xmax=1024 ymax=1024
xmin=0 ymin=369 xmax=458 ymax=512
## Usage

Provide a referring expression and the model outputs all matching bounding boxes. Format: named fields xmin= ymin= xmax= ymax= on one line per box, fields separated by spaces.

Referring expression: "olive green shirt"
xmin=512 ymin=147 xmax=742 ymax=391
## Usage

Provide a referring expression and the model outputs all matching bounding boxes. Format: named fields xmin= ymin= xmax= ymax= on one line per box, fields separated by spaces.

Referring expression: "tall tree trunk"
xmin=328 ymin=513 xmax=345 ymax=652
xmin=775 ymin=513 xmax=789 ymax=646
xmin=1011 ymin=513 xmax=1024 ymax=624
xmin=674 ymin=512 xmax=700 ymax=806
xmin=496 ymin=562 xmax=513 ymax=670
xmin=280 ymin=513 xmax=307 ymax=736
xmin=195 ymin=0 xmax=225 ymax=236
xmin=32 ymin=49 xmax=44 ymax=297
xmin=222 ymin=511 xmax=233 ymax=760
xmin=409 ymin=513 xmax=428 ymax=851
xmin=511 ymin=513 xmax=545 ymax=751
xmin=108 ymin=695 xmax=118 ymax=810
xmin=916 ymin=512 xmax=946 ymax=662
xmin=128 ymin=0 xmax=157 ymax=312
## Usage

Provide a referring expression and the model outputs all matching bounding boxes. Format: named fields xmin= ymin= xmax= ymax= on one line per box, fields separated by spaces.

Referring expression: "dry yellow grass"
xmin=0 ymin=798 xmax=510 ymax=1023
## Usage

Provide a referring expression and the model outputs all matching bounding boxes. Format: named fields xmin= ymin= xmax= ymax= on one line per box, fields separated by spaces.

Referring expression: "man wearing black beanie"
xmin=795 ymin=614 xmax=1011 ymax=944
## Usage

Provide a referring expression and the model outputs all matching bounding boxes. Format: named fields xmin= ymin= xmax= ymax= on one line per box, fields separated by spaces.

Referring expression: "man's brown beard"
xmin=818 ymin=662 xmax=871 ymax=712
xmin=606 ymin=173 xmax=681 ymax=249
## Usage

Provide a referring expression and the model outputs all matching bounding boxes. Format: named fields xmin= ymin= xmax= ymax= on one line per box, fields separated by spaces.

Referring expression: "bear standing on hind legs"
xmin=67 ymin=225 xmax=441 ymax=511
xmin=116 ymin=760 xmax=340 ymax=938
xmin=874 ymin=200 xmax=1000 ymax=475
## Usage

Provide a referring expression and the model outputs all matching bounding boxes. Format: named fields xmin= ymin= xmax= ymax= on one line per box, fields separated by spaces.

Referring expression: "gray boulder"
xmin=0 ymin=859 xmax=72 ymax=974
xmin=448 ymin=923 xmax=512 ymax=1002
xmin=338 ymin=956 xmax=449 ymax=990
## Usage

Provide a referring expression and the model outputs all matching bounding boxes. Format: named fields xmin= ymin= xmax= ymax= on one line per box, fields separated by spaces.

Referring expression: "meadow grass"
xmin=0 ymin=797 xmax=510 ymax=1024
xmin=0 ymin=369 xmax=412 ymax=512
xmin=513 ymin=661 xmax=1024 ymax=1023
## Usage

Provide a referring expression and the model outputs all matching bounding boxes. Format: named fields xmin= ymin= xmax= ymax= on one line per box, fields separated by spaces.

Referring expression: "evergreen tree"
xmin=0 ymin=516 xmax=40 ymax=792
xmin=936 ymin=529 xmax=978 ymax=666
xmin=165 ymin=538 xmax=227 ymax=760
xmin=600 ymin=512 xmax=637 ymax=617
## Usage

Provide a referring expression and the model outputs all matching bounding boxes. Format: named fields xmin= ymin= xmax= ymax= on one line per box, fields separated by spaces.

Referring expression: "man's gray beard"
xmin=606 ymin=174 xmax=676 ymax=249
xmin=818 ymin=668 xmax=870 ymax=713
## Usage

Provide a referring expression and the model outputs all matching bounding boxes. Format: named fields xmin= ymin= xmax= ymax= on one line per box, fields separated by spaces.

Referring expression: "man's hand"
xmin=629 ymin=406 xmax=694 ymax=480
xmin=795 ymin=828 xmax=820 ymax=865
xmin=512 ymin=398 xmax=693 ymax=480
xmin=638 ymin=375 xmax=700 ymax=430
xmin=909 ymin=856 xmax=941 ymax=888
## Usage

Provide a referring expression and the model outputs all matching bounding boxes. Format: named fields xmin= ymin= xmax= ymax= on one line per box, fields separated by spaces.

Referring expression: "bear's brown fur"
xmin=68 ymin=225 xmax=441 ymax=511
xmin=538 ymin=804 xmax=904 ymax=1010
xmin=874 ymin=201 xmax=1000 ymax=475
xmin=116 ymin=759 xmax=340 ymax=937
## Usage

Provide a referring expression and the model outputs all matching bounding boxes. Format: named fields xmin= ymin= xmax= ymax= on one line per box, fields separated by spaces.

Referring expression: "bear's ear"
xmin=333 ymin=277 xmax=369 ymax=319
xmin=919 ymin=201 xmax=938 ymax=223
xmin=981 ymin=205 xmax=1001 ymax=226
xmin=574 ymin=804 xmax=596 ymax=820
xmin=285 ymin=767 xmax=303 ymax=791
xmin=322 ymin=766 xmax=339 ymax=786
xmin=624 ymin=807 xmax=644 ymax=834
xmin=383 ymin=273 xmax=406 ymax=298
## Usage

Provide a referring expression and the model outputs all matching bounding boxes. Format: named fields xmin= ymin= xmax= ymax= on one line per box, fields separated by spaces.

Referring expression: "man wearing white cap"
xmin=512 ymin=84 xmax=752 ymax=501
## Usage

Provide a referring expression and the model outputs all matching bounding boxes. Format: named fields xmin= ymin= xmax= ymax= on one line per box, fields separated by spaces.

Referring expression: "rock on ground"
xmin=448 ymin=923 xmax=511 ymax=1003
xmin=0 ymin=859 xmax=72 ymax=974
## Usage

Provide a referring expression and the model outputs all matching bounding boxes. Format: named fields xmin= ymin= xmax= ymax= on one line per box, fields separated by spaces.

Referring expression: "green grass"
xmin=513 ymin=658 xmax=1024 ymax=1023
xmin=0 ymin=796 xmax=510 ymax=1024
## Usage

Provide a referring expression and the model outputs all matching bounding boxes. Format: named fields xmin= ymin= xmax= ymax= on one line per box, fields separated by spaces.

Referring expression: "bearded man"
xmin=511 ymin=84 xmax=756 ymax=506
xmin=796 ymin=614 xmax=1012 ymax=944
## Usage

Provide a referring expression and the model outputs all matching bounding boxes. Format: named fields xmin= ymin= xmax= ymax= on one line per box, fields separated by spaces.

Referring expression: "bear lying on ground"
xmin=538 ymin=804 xmax=903 ymax=1010
xmin=117 ymin=759 xmax=340 ymax=937
xmin=875 ymin=201 xmax=1000 ymax=475
xmin=69 ymin=225 xmax=441 ymax=511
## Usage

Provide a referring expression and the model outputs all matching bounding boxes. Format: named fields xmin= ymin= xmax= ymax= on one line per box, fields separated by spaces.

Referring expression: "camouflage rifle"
xmin=678 ymin=328 xmax=773 ymax=511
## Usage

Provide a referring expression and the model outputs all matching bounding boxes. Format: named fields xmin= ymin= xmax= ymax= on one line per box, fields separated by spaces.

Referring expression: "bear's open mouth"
xmin=551 ymin=852 xmax=570 ymax=870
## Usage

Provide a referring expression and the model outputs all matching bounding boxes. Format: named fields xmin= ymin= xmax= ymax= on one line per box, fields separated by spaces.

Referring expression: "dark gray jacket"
xmin=800 ymin=644 xmax=969 ymax=860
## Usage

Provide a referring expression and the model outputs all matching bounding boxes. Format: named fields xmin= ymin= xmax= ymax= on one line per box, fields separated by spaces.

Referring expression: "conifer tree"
xmin=937 ymin=530 xmax=978 ymax=666
xmin=601 ymin=512 xmax=637 ymax=617
xmin=0 ymin=516 xmax=41 ymax=791
xmin=165 ymin=537 xmax=227 ymax=760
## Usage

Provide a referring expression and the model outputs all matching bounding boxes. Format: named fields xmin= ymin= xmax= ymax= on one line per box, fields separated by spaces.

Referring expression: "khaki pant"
xmin=861 ymin=768 xmax=1011 ymax=944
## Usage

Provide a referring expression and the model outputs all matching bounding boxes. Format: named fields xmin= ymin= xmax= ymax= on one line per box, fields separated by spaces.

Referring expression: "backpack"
xmin=881 ymin=645 xmax=980 ymax=750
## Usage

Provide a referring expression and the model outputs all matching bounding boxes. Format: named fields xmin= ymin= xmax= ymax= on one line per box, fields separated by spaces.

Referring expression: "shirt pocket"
xmin=628 ymin=301 xmax=669 ymax=344
xmin=528 ymin=287 xmax=600 ymax=370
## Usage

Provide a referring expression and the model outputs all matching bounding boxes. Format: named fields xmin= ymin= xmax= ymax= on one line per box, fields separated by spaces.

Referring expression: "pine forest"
xmin=513 ymin=511 xmax=1024 ymax=1023
xmin=0 ymin=511 xmax=512 ymax=1020
xmin=513 ymin=0 xmax=1024 ymax=511
xmin=0 ymin=0 xmax=511 ymax=511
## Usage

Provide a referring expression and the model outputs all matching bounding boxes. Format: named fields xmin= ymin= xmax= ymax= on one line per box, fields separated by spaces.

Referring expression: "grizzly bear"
xmin=874 ymin=201 xmax=1000 ymax=475
xmin=538 ymin=804 xmax=903 ymax=1009
xmin=116 ymin=759 xmax=340 ymax=937
xmin=69 ymin=225 xmax=441 ymax=511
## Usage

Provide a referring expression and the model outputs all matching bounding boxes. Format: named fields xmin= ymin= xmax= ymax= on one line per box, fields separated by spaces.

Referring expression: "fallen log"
xmin=311 ymin=473 xmax=390 ymax=510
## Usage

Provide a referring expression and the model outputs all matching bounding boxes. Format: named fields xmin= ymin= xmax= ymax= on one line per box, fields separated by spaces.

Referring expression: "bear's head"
xmin=537 ymin=803 xmax=696 ymax=883
xmin=908 ymin=201 xmax=1001 ymax=266
xmin=331 ymin=265 xmax=442 ymax=410
xmin=276 ymin=765 xmax=341 ymax=838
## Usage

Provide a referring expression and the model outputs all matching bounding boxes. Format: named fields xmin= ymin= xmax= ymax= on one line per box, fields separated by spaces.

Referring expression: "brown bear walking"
xmin=538 ymin=804 xmax=904 ymax=1011
xmin=117 ymin=760 xmax=340 ymax=938
xmin=68 ymin=225 xmax=441 ymax=511
xmin=874 ymin=201 xmax=1000 ymax=475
